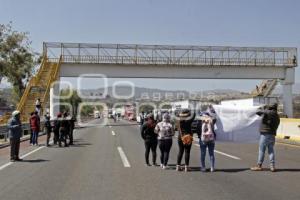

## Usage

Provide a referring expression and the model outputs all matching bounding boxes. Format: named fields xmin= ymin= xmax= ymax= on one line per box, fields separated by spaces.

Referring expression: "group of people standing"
xmin=51 ymin=112 xmax=75 ymax=147
xmin=7 ymin=109 xmax=75 ymax=162
xmin=140 ymin=103 xmax=280 ymax=172
xmin=141 ymin=107 xmax=216 ymax=172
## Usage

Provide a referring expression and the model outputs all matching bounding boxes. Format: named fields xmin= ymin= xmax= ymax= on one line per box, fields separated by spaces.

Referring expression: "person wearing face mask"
xmin=155 ymin=113 xmax=175 ymax=169
xmin=141 ymin=114 xmax=158 ymax=166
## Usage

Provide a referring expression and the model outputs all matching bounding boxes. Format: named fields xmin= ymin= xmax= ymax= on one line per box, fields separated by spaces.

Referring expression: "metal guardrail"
xmin=43 ymin=42 xmax=297 ymax=67
xmin=61 ymin=55 xmax=295 ymax=67
xmin=0 ymin=123 xmax=31 ymax=142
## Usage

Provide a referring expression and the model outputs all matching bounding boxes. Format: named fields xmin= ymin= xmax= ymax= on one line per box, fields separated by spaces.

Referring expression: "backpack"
xmin=201 ymin=122 xmax=214 ymax=142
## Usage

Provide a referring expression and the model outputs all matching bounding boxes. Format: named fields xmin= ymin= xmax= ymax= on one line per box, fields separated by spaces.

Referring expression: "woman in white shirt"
xmin=154 ymin=113 xmax=175 ymax=169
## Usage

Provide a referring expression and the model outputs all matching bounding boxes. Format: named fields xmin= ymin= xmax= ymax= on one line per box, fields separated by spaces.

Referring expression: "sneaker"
xmin=184 ymin=166 xmax=190 ymax=172
xmin=162 ymin=165 xmax=167 ymax=170
xmin=176 ymin=165 xmax=181 ymax=171
xmin=160 ymin=164 xmax=163 ymax=168
xmin=201 ymin=167 xmax=206 ymax=172
xmin=15 ymin=158 xmax=23 ymax=162
xmin=251 ymin=164 xmax=262 ymax=171
xmin=210 ymin=167 xmax=215 ymax=172
xmin=145 ymin=163 xmax=152 ymax=167
xmin=270 ymin=166 xmax=276 ymax=172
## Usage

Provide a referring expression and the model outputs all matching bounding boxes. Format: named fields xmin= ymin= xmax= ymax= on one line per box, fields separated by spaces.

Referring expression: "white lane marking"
xmin=0 ymin=162 xmax=13 ymax=171
xmin=214 ymin=150 xmax=241 ymax=160
xmin=111 ymin=131 xmax=116 ymax=136
xmin=20 ymin=146 xmax=45 ymax=159
xmin=0 ymin=128 xmax=82 ymax=171
xmin=117 ymin=146 xmax=131 ymax=167
xmin=0 ymin=146 xmax=45 ymax=171
xmin=194 ymin=144 xmax=241 ymax=160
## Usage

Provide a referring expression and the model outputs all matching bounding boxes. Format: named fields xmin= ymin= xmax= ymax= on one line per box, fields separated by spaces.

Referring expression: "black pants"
xmin=177 ymin=139 xmax=192 ymax=166
xmin=53 ymin=130 xmax=59 ymax=145
xmin=59 ymin=128 xmax=68 ymax=147
xmin=29 ymin=129 xmax=33 ymax=144
xmin=45 ymin=127 xmax=51 ymax=146
xmin=69 ymin=128 xmax=74 ymax=145
xmin=144 ymin=139 xmax=157 ymax=165
xmin=159 ymin=139 xmax=172 ymax=166
xmin=10 ymin=138 xmax=20 ymax=160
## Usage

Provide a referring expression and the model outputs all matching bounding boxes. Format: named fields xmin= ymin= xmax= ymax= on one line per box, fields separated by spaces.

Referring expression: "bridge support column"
xmin=282 ymin=83 xmax=293 ymax=118
xmin=282 ymin=67 xmax=295 ymax=118
xmin=50 ymin=81 xmax=60 ymax=119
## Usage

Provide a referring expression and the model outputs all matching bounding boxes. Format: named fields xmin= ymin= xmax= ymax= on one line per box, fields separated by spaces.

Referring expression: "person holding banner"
xmin=251 ymin=103 xmax=280 ymax=172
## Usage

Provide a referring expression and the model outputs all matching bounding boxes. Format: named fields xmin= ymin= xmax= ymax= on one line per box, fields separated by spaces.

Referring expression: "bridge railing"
xmin=43 ymin=42 xmax=297 ymax=67
xmin=61 ymin=55 xmax=295 ymax=67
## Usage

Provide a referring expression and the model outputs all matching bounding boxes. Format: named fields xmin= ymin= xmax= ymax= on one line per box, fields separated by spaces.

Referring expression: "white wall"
xmin=221 ymin=98 xmax=255 ymax=107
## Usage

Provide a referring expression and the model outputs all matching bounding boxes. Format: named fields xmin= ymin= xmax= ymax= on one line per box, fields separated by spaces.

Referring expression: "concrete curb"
xmin=276 ymin=134 xmax=300 ymax=146
xmin=276 ymin=138 xmax=300 ymax=146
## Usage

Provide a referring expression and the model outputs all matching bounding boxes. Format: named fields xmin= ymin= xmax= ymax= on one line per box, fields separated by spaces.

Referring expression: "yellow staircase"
xmin=0 ymin=56 xmax=62 ymax=124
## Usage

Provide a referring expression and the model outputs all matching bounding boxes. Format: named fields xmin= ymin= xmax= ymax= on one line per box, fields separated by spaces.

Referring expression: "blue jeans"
xmin=199 ymin=140 xmax=215 ymax=169
xmin=32 ymin=130 xmax=39 ymax=145
xmin=258 ymin=134 xmax=275 ymax=166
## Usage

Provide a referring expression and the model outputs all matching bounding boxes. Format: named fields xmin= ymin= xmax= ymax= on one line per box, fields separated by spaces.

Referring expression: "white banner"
xmin=213 ymin=105 xmax=262 ymax=143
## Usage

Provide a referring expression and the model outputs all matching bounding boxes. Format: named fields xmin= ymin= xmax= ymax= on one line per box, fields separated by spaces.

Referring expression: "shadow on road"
xmin=20 ymin=159 xmax=50 ymax=163
xmin=273 ymin=169 xmax=300 ymax=172
xmin=161 ymin=165 xmax=251 ymax=173
xmin=70 ymin=143 xmax=92 ymax=147
xmin=106 ymin=124 xmax=139 ymax=127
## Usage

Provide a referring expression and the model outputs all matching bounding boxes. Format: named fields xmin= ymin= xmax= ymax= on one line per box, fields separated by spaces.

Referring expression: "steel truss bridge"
xmin=43 ymin=42 xmax=297 ymax=67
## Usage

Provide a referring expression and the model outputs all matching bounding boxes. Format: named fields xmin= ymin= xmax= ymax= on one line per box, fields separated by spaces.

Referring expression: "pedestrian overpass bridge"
xmin=5 ymin=42 xmax=297 ymax=123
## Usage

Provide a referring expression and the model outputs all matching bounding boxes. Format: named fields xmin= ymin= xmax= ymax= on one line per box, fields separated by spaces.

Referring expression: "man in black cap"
xmin=251 ymin=103 xmax=280 ymax=172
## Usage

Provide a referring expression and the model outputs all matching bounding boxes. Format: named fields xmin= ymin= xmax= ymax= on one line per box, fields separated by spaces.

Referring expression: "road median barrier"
xmin=276 ymin=118 xmax=300 ymax=146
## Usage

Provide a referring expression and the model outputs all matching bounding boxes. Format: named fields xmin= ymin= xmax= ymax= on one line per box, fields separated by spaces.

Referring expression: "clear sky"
xmin=0 ymin=0 xmax=299 ymax=92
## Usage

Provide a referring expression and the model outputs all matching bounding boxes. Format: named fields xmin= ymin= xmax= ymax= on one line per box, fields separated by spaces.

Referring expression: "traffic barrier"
xmin=0 ymin=123 xmax=31 ymax=143
xmin=277 ymin=118 xmax=300 ymax=142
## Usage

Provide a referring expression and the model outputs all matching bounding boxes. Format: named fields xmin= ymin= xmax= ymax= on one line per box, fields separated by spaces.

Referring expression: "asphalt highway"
xmin=0 ymin=118 xmax=299 ymax=200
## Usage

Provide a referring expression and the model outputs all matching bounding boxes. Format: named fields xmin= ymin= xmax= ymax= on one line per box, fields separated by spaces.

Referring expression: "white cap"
xmin=12 ymin=110 xmax=20 ymax=117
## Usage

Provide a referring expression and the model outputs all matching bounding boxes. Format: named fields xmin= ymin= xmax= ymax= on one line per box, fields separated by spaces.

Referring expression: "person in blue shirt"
xmin=7 ymin=110 xmax=23 ymax=162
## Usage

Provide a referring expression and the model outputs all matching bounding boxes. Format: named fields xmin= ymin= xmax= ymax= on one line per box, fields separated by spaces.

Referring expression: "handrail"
xmin=53 ymin=55 xmax=62 ymax=80
xmin=263 ymin=80 xmax=277 ymax=97
xmin=60 ymin=55 xmax=296 ymax=67
xmin=41 ymin=55 xmax=62 ymax=114
xmin=35 ymin=54 xmax=48 ymax=84
xmin=17 ymin=76 xmax=37 ymax=112
xmin=17 ymin=55 xmax=48 ymax=114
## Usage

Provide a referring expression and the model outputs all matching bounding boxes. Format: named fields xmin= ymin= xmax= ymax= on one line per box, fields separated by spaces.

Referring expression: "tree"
xmin=60 ymin=89 xmax=82 ymax=117
xmin=0 ymin=22 xmax=38 ymax=102
xmin=80 ymin=105 xmax=94 ymax=117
